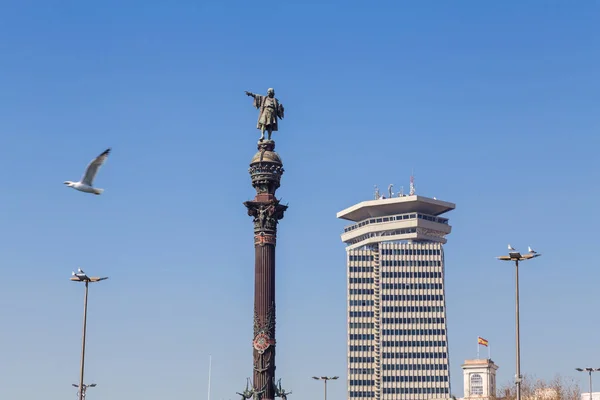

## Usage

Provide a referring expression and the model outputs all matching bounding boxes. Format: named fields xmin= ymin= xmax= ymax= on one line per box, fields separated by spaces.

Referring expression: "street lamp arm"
xmin=312 ymin=376 xmax=339 ymax=381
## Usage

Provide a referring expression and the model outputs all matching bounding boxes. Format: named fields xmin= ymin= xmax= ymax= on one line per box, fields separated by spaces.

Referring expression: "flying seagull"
xmin=528 ymin=246 xmax=537 ymax=254
xmin=64 ymin=148 xmax=111 ymax=195
xmin=508 ymin=244 xmax=516 ymax=251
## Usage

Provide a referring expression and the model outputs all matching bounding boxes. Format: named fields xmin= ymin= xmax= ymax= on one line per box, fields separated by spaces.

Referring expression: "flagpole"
xmin=477 ymin=338 xmax=480 ymax=359
xmin=488 ymin=343 xmax=491 ymax=360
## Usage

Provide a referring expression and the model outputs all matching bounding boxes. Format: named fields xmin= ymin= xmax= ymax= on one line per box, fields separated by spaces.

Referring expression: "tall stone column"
xmin=243 ymin=139 xmax=287 ymax=400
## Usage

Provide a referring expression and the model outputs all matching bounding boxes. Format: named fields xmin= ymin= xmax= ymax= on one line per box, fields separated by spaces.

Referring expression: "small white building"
xmin=460 ymin=359 xmax=499 ymax=400
xmin=581 ymin=393 xmax=600 ymax=400
xmin=531 ymin=388 xmax=559 ymax=399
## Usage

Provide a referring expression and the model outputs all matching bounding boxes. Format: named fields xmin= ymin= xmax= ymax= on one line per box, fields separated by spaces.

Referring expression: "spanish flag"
xmin=478 ymin=337 xmax=489 ymax=347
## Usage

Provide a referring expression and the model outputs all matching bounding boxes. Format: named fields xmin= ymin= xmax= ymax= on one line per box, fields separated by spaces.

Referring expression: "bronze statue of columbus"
xmin=245 ymin=88 xmax=285 ymax=141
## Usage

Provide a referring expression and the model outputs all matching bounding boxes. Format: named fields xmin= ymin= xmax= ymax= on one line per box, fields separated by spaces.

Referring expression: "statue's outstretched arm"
xmin=245 ymin=91 xmax=256 ymax=98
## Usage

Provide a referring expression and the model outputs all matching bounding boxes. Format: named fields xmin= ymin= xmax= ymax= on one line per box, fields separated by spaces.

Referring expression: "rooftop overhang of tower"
xmin=344 ymin=232 xmax=448 ymax=251
xmin=340 ymin=218 xmax=452 ymax=248
xmin=337 ymin=195 xmax=456 ymax=222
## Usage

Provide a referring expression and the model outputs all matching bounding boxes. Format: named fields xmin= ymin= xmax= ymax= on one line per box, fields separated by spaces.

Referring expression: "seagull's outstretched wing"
xmin=81 ymin=148 xmax=111 ymax=186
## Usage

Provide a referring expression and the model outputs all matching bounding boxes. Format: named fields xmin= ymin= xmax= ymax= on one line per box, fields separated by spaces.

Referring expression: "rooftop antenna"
xmin=208 ymin=355 xmax=212 ymax=400
xmin=409 ymin=169 xmax=416 ymax=195
xmin=374 ymin=185 xmax=380 ymax=200
xmin=388 ymin=184 xmax=393 ymax=198
xmin=399 ymin=186 xmax=404 ymax=197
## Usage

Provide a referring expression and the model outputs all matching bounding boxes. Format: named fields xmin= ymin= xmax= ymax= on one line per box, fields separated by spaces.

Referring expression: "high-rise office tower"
xmin=337 ymin=186 xmax=455 ymax=400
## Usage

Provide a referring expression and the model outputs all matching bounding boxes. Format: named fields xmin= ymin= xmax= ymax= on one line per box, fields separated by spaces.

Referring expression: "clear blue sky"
xmin=0 ymin=1 xmax=598 ymax=399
